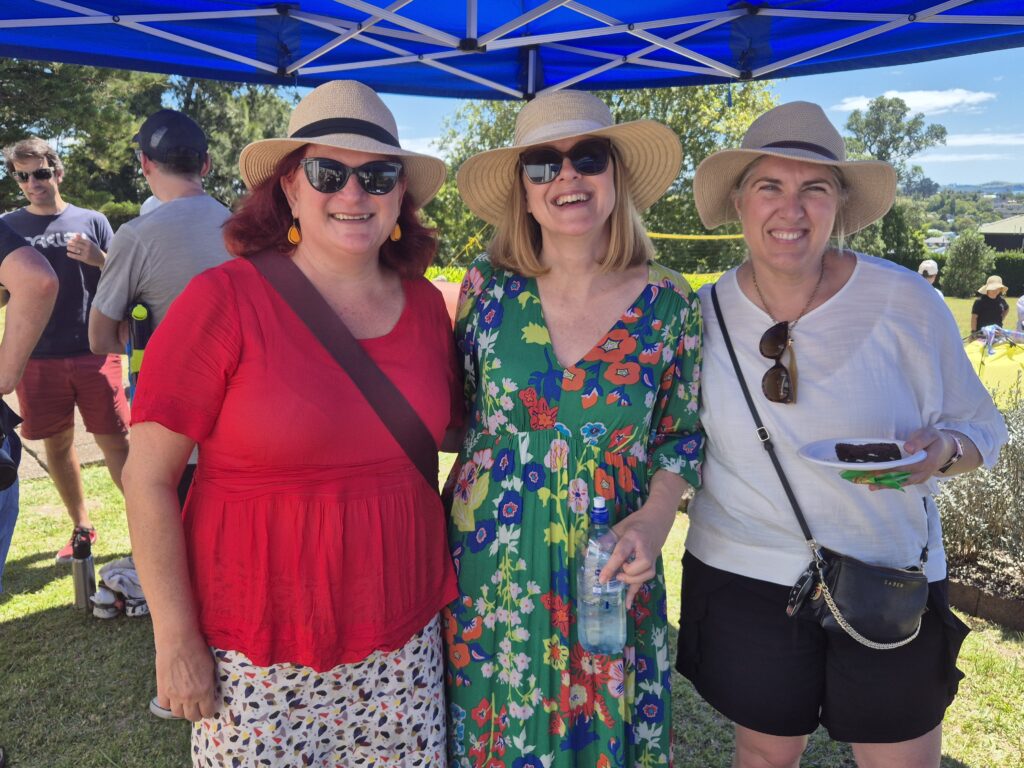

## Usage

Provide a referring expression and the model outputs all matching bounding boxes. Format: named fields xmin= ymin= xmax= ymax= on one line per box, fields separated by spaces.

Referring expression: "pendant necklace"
xmin=750 ymin=253 xmax=827 ymax=331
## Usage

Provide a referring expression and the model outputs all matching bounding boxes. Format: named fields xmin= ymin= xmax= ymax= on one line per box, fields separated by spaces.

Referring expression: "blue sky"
xmin=380 ymin=45 xmax=1024 ymax=187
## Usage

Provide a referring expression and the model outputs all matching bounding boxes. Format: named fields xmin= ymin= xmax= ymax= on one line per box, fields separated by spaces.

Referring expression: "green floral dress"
xmin=443 ymin=255 xmax=703 ymax=768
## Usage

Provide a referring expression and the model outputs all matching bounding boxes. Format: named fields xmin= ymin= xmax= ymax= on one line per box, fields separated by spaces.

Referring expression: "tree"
xmin=848 ymin=198 xmax=930 ymax=269
xmin=943 ymin=230 xmax=995 ymax=298
xmin=425 ymin=84 xmax=775 ymax=271
xmin=0 ymin=60 xmax=296 ymax=214
xmin=173 ymin=78 xmax=296 ymax=204
xmin=903 ymin=165 xmax=940 ymax=199
xmin=844 ymin=96 xmax=946 ymax=185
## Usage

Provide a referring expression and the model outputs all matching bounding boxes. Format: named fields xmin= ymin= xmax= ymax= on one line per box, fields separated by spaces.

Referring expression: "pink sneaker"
xmin=55 ymin=526 xmax=96 ymax=564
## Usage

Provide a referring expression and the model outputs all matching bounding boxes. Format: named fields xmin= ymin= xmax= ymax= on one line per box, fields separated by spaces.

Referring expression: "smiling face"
xmin=522 ymin=135 xmax=616 ymax=242
xmin=733 ymin=155 xmax=842 ymax=278
xmin=282 ymin=144 xmax=407 ymax=265
xmin=12 ymin=156 xmax=64 ymax=214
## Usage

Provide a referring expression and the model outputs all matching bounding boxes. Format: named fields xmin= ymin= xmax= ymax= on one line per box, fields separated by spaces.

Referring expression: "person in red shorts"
xmin=123 ymin=81 xmax=461 ymax=766
xmin=2 ymin=138 xmax=130 ymax=563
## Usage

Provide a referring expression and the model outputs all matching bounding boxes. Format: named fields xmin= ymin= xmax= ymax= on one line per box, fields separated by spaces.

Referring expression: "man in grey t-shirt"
xmin=90 ymin=110 xmax=231 ymax=504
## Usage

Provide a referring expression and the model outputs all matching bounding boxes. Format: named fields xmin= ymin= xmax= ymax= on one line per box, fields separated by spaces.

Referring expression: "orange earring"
xmin=390 ymin=222 xmax=402 ymax=242
xmin=287 ymin=220 xmax=301 ymax=245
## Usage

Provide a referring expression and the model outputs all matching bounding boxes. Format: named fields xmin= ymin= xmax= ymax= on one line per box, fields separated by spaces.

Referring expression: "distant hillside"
xmin=944 ymin=181 xmax=1024 ymax=194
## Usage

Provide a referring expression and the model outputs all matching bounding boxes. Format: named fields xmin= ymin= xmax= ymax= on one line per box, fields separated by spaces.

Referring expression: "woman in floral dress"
xmin=444 ymin=90 xmax=703 ymax=767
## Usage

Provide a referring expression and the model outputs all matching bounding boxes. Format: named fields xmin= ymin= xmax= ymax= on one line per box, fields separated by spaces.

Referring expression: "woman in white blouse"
xmin=676 ymin=102 xmax=1007 ymax=768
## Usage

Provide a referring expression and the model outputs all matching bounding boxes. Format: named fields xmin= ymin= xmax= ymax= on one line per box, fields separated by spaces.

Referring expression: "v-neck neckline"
xmin=530 ymin=265 xmax=652 ymax=371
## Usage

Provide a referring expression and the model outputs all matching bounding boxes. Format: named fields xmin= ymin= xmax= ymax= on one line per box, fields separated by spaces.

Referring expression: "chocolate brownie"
xmin=835 ymin=442 xmax=901 ymax=463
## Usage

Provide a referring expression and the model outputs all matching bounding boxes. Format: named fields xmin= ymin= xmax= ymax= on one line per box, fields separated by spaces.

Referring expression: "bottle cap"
xmin=131 ymin=304 xmax=149 ymax=321
xmin=72 ymin=528 xmax=92 ymax=559
xmin=590 ymin=496 xmax=609 ymax=524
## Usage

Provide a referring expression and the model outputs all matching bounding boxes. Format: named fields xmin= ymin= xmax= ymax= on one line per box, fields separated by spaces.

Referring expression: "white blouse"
xmin=687 ymin=253 xmax=1007 ymax=586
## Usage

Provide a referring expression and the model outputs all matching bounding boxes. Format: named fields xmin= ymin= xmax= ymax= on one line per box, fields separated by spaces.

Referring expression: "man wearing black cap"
xmin=90 ymin=110 xmax=231 ymax=504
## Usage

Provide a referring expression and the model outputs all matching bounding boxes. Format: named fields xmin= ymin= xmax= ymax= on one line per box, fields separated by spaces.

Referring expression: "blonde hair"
xmin=488 ymin=143 xmax=654 ymax=277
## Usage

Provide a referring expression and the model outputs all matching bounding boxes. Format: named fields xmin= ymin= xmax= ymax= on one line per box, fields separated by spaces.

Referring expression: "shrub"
xmin=99 ymin=200 xmax=141 ymax=231
xmin=993 ymin=250 xmax=1024 ymax=296
xmin=942 ymin=230 xmax=996 ymax=298
xmin=937 ymin=395 xmax=1024 ymax=573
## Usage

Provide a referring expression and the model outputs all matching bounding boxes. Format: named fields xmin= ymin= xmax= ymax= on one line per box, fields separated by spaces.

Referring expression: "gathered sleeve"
xmin=130 ymin=267 xmax=242 ymax=443
xmin=647 ymin=277 xmax=704 ymax=490
xmin=454 ymin=255 xmax=495 ymax=426
xmin=926 ymin=296 xmax=1008 ymax=469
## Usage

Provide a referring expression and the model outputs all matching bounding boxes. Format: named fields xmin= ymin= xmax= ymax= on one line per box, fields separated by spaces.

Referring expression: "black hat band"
xmin=760 ymin=140 xmax=839 ymax=161
xmin=291 ymin=118 xmax=400 ymax=148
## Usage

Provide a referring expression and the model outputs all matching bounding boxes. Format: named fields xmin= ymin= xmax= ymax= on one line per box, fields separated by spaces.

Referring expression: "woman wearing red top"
xmin=123 ymin=81 xmax=460 ymax=766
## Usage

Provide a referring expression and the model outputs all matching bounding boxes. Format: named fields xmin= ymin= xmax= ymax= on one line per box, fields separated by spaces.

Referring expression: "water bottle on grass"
xmin=71 ymin=528 xmax=96 ymax=611
xmin=576 ymin=496 xmax=626 ymax=654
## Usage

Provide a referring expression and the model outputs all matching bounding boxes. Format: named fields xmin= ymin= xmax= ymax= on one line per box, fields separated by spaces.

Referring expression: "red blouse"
xmin=132 ymin=257 xmax=460 ymax=671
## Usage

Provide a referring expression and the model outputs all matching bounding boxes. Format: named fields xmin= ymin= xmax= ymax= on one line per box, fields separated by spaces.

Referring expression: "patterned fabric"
xmin=192 ymin=616 xmax=445 ymax=767
xmin=444 ymin=255 xmax=703 ymax=767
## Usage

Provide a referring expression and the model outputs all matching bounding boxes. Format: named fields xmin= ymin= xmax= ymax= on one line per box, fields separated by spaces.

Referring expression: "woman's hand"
xmin=864 ymin=427 xmax=976 ymax=490
xmin=155 ymin=632 xmax=218 ymax=722
xmin=602 ymin=506 xmax=675 ymax=609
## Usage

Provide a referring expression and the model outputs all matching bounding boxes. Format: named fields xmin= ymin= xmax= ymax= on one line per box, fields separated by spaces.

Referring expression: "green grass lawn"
xmin=1 ymin=460 xmax=1022 ymax=767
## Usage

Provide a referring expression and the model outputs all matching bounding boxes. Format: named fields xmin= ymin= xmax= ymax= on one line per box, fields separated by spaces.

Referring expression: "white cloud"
xmin=832 ymin=88 xmax=996 ymax=115
xmin=945 ymin=133 xmax=1024 ymax=147
xmin=914 ymin=152 xmax=1008 ymax=163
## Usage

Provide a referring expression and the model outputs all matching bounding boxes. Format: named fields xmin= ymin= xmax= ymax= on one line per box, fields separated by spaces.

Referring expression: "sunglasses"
xmin=520 ymin=138 xmax=611 ymax=185
xmin=300 ymin=158 xmax=403 ymax=196
xmin=760 ymin=321 xmax=796 ymax=404
xmin=12 ymin=167 xmax=55 ymax=183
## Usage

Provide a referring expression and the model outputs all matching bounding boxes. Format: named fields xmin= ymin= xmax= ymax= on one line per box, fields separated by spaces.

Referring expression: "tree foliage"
xmin=844 ymin=95 xmax=946 ymax=185
xmin=424 ymin=84 xmax=775 ymax=271
xmin=0 ymin=60 xmax=295 ymax=215
xmin=848 ymin=198 xmax=930 ymax=269
xmin=943 ymin=229 xmax=996 ymax=299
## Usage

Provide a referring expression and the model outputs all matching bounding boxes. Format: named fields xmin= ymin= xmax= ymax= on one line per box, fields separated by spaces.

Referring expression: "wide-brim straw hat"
xmin=457 ymin=90 xmax=682 ymax=226
xmin=978 ymin=275 xmax=1008 ymax=295
xmin=239 ymin=80 xmax=446 ymax=209
xmin=693 ymin=101 xmax=896 ymax=235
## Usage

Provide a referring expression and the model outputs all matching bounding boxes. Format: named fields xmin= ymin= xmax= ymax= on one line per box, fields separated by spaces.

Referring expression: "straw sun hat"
xmin=978 ymin=275 xmax=1008 ymax=295
xmin=238 ymin=80 xmax=446 ymax=209
xmin=693 ymin=101 xmax=896 ymax=235
xmin=457 ymin=90 xmax=682 ymax=226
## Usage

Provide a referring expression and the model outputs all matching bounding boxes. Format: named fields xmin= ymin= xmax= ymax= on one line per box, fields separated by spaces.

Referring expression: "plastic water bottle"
xmin=576 ymin=496 xmax=626 ymax=654
xmin=71 ymin=528 xmax=96 ymax=611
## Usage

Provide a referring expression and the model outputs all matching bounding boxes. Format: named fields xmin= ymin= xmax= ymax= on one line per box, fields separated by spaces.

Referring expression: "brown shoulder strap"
xmin=249 ymin=251 xmax=438 ymax=492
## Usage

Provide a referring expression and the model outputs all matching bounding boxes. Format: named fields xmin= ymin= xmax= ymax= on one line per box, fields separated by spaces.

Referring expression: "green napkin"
xmin=839 ymin=469 xmax=911 ymax=491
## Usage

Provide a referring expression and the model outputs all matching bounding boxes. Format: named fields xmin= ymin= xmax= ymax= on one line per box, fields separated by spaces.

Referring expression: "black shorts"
xmin=675 ymin=551 xmax=970 ymax=743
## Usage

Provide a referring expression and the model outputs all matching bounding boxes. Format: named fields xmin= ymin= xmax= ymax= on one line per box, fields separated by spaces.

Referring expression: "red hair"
xmin=223 ymin=146 xmax=437 ymax=279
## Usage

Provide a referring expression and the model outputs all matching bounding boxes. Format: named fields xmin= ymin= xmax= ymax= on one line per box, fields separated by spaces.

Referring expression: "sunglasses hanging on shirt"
xmin=12 ymin=168 xmax=55 ymax=183
xmin=300 ymin=158 xmax=403 ymax=196
xmin=519 ymin=138 xmax=612 ymax=185
xmin=760 ymin=321 xmax=796 ymax=404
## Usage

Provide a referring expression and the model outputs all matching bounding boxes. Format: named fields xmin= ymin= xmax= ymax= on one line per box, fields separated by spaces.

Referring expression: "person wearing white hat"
xmin=447 ymin=90 xmax=702 ymax=766
xmin=122 ymin=81 xmax=458 ymax=765
xmin=971 ymin=274 xmax=1009 ymax=335
xmin=676 ymin=101 xmax=1006 ymax=768
xmin=917 ymin=258 xmax=943 ymax=298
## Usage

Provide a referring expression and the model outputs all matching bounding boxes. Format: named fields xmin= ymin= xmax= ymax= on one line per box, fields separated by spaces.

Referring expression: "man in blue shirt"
xmin=2 ymin=138 xmax=130 ymax=564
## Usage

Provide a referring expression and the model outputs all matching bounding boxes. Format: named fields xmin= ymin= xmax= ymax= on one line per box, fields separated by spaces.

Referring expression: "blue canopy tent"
xmin=1 ymin=1 xmax=1023 ymax=98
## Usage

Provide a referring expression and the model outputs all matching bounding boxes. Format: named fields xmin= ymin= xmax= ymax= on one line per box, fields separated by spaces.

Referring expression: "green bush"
xmin=937 ymin=395 xmax=1024 ymax=573
xmin=993 ymin=250 xmax=1024 ymax=296
xmin=942 ymin=230 xmax=996 ymax=298
xmin=99 ymin=200 xmax=141 ymax=231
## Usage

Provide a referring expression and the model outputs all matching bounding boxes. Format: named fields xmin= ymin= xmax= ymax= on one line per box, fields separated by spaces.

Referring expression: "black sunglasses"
xmin=760 ymin=321 xmax=795 ymax=404
xmin=520 ymin=138 xmax=611 ymax=185
xmin=12 ymin=167 xmax=55 ymax=183
xmin=300 ymin=158 xmax=403 ymax=196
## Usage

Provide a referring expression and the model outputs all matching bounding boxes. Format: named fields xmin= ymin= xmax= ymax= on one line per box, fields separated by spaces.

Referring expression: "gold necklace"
xmin=750 ymin=255 xmax=826 ymax=332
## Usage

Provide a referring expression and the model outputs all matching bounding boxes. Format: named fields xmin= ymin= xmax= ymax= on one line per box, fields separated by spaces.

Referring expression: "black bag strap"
xmin=710 ymin=284 xmax=817 ymax=545
xmin=249 ymin=251 xmax=439 ymax=492
xmin=710 ymin=283 xmax=928 ymax=563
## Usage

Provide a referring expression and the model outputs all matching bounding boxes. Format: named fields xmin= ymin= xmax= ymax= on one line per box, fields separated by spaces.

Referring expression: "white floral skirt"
xmin=192 ymin=615 xmax=445 ymax=767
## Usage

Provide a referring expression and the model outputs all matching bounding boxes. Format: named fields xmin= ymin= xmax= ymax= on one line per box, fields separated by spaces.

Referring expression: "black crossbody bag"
xmin=710 ymin=284 xmax=929 ymax=650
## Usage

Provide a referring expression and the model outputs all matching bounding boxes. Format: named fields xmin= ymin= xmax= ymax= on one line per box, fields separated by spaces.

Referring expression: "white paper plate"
xmin=797 ymin=438 xmax=926 ymax=471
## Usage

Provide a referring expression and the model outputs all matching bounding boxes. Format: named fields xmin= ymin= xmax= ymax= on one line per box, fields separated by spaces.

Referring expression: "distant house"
xmin=925 ymin=234 xmax=954 ymax=252
xmin=979 ymin=215 xmax=1024 ymax=252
